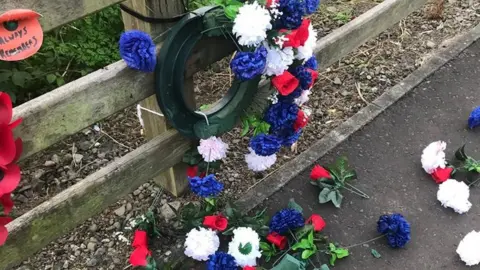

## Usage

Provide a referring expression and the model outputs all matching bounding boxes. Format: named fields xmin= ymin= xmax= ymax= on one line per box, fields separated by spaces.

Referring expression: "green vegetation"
xmin=0 ymin=6 xmax=124 ymax=104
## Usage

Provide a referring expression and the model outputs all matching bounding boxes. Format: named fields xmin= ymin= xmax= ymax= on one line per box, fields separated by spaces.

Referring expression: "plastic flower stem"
xmin=206 ymin=149 xmax=212 ymax=175
xmin=288 ymin=230 xmax=319 ymax=269
xmin=341 ymin=234 xmax=385 ymax=249
xmin=468 ymin=177 xmax=480 ymax=187
xmin=271 ymin=246 xmax=293 ymax=266
xmin=344 ymin=183 xmax=370 ymax=199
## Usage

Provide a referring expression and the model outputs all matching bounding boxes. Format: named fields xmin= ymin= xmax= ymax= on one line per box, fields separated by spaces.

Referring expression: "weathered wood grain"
xmin=0 ymin=130 xmax=190 ymax=269
xmin=0 ymin=0 xmax=124 ymax=32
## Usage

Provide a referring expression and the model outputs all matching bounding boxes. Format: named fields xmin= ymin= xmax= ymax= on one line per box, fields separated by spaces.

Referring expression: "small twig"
xmin=355 ymin=82 xmax=368 ymax=105
xmin=342 ymin=234 xmax=385 ymax=249
xmin=76 ymin=160 xmax=97 ymax=174
xmin=100 ymin=130 xmax=133 ymax=151
xmin=61 ymin=58 xmax=73 ymax=77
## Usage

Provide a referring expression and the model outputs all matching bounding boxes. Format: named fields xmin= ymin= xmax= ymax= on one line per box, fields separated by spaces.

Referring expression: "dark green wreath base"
xmin=155 ymin=6 xmax=261 ymax=139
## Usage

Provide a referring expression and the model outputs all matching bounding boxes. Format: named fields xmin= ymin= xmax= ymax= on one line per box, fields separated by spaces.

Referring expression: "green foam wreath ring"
xmin=155 ymin=6 xmax=261 ymax=139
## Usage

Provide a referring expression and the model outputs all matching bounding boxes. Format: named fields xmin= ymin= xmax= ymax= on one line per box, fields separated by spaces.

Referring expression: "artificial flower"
xmin=272 ymin=71 xmax=300 ymax=96
xmin=264 ymin=101 xmax=299 ymax=132
xmin=293 ymin=110 xmax=308 ymax=131
xmin=243 ymin=267 xmax=256 ymax=270
xmin=208 ymin=251 xmax=237 ymax=270
xmin=305 ymin=0 xmax=320 ymax=14
xmin=269 ymin=208 xmax=305 ymax=234
xmin=232 ymin=2 xmax=272 ymax=47
xmin=306 ymin=214 xmax=326 ymax=232
xmin=0 ymin=92 xmax=22 ymax=167
xmin=186 ymin=165 xmax=199 ymax=177
xmin=296 ymin=22 xmax=317 ymax=61
xmin=0 ymin=193 xmax=13 ymax=215
xmin=310 ymin=165 xmax=331 ymax=180
xmin=198 ymin=137 xmax=229 ymax=162
xmin=250 ymin=134 xmax=282 ymax=156
xmin=304 ymin=56 xmax=318 ymax=70
xmin=184 ymin=227 xmax=220 ymax=261
xmin=0 ymin=216 xmax=12 ymax=246
xmin=266 ymin=232 xmax=287 ymax=249
xmin=228 ymin=227 xmax=262 ymax=267
xmin=203 ymin=215 xmax=228 ymax=231
xmin=280 ymin=19 xmax=310 ymax=48
xmin=377 ymin=213 xmax=411 ymax=248
xmin=431 ymin=167 xmax=453 ymax=184
xmin=456 ymin=230 xmax=480 ymax=266
xmin=291 ymin=65 xmax=313 ymax=90
xmin=277 ymin=0 xmax=306 ymax=29
xmin=307 ymin=68 xmax=318 ymax=88
xmin=0 ymin=163 xmax=21 ymax=196
xmin=245 ymin=148 xmax=277 ymax=172
xmin=294 ymin=89 xmax=311 ymax=106
xmin=468 ymin=106 xmax=480 ymax=129
xmin=231 ymin=46 xmax=268 ymax=81
xmin=129 ymin=230 xmax=150 ymax=267
xmin=421 ymin=141 xmax=447 ymax=174
xmin=264 ymin=44 xmax=295 ymax=76
xmin=275 ymin=128 xmax=302 ymax=147
xmin=437 ymin=179 xmax=471 ymax=214
xmin=188 ymin=174 xmax=223 ymax=198
xmin=119 ymin=30 xmax=156 ymax=72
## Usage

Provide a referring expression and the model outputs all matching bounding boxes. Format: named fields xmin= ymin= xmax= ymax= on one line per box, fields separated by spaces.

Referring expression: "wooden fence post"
xmin=121 ymin=0 xmax=192 ymax=196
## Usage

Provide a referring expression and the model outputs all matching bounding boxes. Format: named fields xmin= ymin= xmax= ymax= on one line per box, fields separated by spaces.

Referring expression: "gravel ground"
xmin=12 ymin=0 xmax=480 ymax=269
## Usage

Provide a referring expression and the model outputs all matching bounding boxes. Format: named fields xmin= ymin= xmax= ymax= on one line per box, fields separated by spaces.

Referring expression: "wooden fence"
xmin=0 ymin=0 xmax=429 ymax=268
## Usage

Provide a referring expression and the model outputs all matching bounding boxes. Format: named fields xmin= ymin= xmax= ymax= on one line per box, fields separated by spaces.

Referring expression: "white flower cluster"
xmin=228 ymin=227 xmax=262 ymax=267
xmin=245 ymin=147 xmax=277 ymax=172
xmin=264 ymin=43 xmax=295 ymax=76
xmin=233 ymin=1 xmax=272 ymax=47
xmin=296 ymin=23 xmax=317 ymax=61
xmin=437 ymin=179 xmax=471 ymax=214
xmin=457 ymin=231 xmax=480 ymax=266
xmin=421 ymin=141 xmax=446 ymax=174
xmin=198 ymin=136 xmax=229 ymax=162
xmin=184 ymin=228 xmax=220 ymax=261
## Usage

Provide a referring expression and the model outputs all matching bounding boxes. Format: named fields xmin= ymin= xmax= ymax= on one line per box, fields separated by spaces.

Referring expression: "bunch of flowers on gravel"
xmin=228 ymin=227 xmax=262 ymax=267
xmin=377 ymin=213 xmax=411 ymax=248
xmin=184 ymin=227 xmax=220 ymax=261
xmin=457 ymin=230 xmax=480 ymax=266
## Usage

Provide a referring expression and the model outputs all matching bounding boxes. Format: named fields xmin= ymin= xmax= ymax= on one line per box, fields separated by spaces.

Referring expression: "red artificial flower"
xmin=310 ymin=165 xmax=331 ymax=180
xmin=431 ymin=167 xmax=453 ymax=184
xmin=186 ymin=165 xmax=198 ymax=177
xmin=281 ymin=19 xmax=310 ymax=48
xmin=265 ymin=0 xmax=277 ymax=8
xmin=266 ymin=232 xmax=287 ymax=250
xmin=203 ymin=215 xmax=228 ymax=231
xmin=272 ymin=71 xmax=300 ymax=96
xmin=294 ymin=110 xmax=308 ymax=131
xmin=129 ymin=230 xmax=151 ymax=267
xmin=0 ymin=163 xmax=21 ymax=196
xmin=0 ymin=193 xmax=13 ymax=215
xmin=0 ymin=92 xmax=22 ymax=167
xmin=306 ymin=214 xmax=326 ymax=232
xmin=0 ymin=216 xmax=12 ymax=246
xmin=243 ymin=267 xmax=256 ymax=270
xmin=307 ymin=68 xmax=318 ymax=88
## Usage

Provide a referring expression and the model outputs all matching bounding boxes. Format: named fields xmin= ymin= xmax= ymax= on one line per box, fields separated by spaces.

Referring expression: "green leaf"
xmin=239 ymin=242 xmax=253 ymax=255
xmin=46 ymin=74 xmax=57 ymax=84
xmin=199 ymin=104 xmax=210 ymax=110
xmin=302 ymin=249 xmax=315 ymax=259
xmin=56 ymin=76 xmax=65 ymax=87
xmin=271 ymin=254 xmax=306 ymax=270
xmin=12 ymin=71 xmax=30 ymax=87
xmin=330 ymin=190 xmax=343 ymax=208
xmin=329 ymin=253 xmax=337 ymax=266
xmin=319 ymin=188 xmax=331 ymax=203
xmin=319 ymin=264 xmax=330 ymax=270
xmin=455 ymin=144 xmax=467 ymax=161
xmin=260 ymin=242 xmax=271 ymax=251
xmin=329 ymin=243 xmax=336 ymax=252
xmin=292 ymin=239 xmax=312 ymax=250
xmin=0 ymin=70 xmax=12 ymax=82
xmin=145 ymin=256 xmax=157 ymax=270
xmin=224 ymin=4 xmax=240 ymax=20
xmin=371 ymin=249 xmax=381 ymax=258
xmin=205 ymin=197 xmax=216 ymax=206
xmin=307 ymin=230 xmax=314 ymax=245
xmin=241 ymin=118 xmax=250 ymax=136
xmin=334 ymin=248 xmax=349 ymax=259
xmin=288 ymin=198 xmax=303 ymax=213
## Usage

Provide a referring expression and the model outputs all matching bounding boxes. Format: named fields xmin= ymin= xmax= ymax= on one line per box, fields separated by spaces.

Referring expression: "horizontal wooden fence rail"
xmin=4 ymin=0 xmax=428 ymax=268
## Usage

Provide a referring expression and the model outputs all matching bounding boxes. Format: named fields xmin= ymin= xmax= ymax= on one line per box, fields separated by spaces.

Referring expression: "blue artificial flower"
xmin=269 ymin=208 xmax=305 ymax=234
xmin=305 ymin=0 xmax=320 ymax=14
xmin=264 ymin=101 xmax=299 ymax=133
xmin=207 ymin=252 xmax=237 ymax=270
xmin=275 ymin=128 xmax=302 ymax=147
xmin=304 ymin=56 xmax=318 ymax=70
xmin=291 ymin=65 xmax=313 ymax=90
xmin=188 ymin=174 xmax=223 ymax=198
xmin=230 ymin=46 xmax=267 ymax=81
xmin=468 ymin=106 xmax=480 ymax=129
xmin=250 ymin=134 xmax=282 ymax=156
xmin=277 ymin=0 xmax=306 ymax=29
xmin=377 ymin=213 xmax=411 ymax=248
xmin=119 ymin=30 xmax=156 ymax=72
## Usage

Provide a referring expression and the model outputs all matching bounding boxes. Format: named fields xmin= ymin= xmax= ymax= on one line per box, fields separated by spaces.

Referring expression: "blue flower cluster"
xmin=305 ymin=56 xmax=318 ymax=70
xmin=207 ymin=252 xmax=237 ymax=270
xmin=292 ymin=66 xmax=313 ymax=90
xmin=377 ymin=213 xmax=411 ymax=248
xmin=468 ymin=106 xmax=480 ymax=129
xmin=269 ymin=208 xmax=305 ymax=234
xmin=230 ymin=46 xmax=267 ymax=81
xmin=119 ymin=30 xmax=156 ymax=72
xmin=277 ymin=128 xmax=302 ymax=147
xmin=188 ymin=174 xmax=224 ymax=198
xmin=277 ymin=0 xmax=306 ymax=29
xmin=250 ymin=134 xmax=282 ymax=156
xmin=264 ymin=101 xmax=299 ymax=133
xmin=305 ymin=0 xmax=320 ymax=14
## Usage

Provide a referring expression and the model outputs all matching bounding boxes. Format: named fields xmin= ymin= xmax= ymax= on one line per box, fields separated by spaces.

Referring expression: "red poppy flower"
xmin=129 ymin=230 xmax=151 ymax=267
xmin=294 ymin=110 xmax=309 ymax=131
xmin=306 ymin=214 xmax=326 ymax=232
xmin=310 ymin=165 xmax=331 ymax=180
xmin=280 ymin=19 xmax=310 ymax=48
xmin=186 ymin=165 xmax=199 ymax=177
xmin=0 ymin=193 xmax=13 ymax=215
xmin=0 ymin=216 xmax=12 ymax=246
xmin=203 ymin=214 xmax=228 ymax=231
xmin=431 ymin=167 xmax=453 ymax=184
xmin=0 ymin=92 xmax=22 ymax=166
xmin=266 ymin=232 xmax=287 ymax=250
xmin=272 ymin=71 xmax=300 ymax=96
xmin=243 ymin=267 xmax=256 ymax=270
xmin=307 ymin=68 xmax=318 ymax=88
xmin=0 ymin=163 xmax=21 ymax=197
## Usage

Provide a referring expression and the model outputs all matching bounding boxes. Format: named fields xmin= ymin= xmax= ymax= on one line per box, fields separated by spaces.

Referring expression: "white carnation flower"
xmin=457 ymin=231 xmax=480 ymax=266
xmin=198 ymin=136 xmax=229 ymax=162
xmin=296 ymin=23 xmax=317 ymax=61
xmin=264 ymin=43 xmax=295 ymax=76
xmin=421 ymin=141 xmax=446 ymax=174
xmin=437 ymin=179 xmax=471 ymax=214
xmin=294 ymin=89 xmax=311 ymax=106
xmin=245 ymin=147 xmax=276 ymax=172
xmin=233 ymin=2 xmax=272 ymax=47
xmin=184 ymin=228 xmax=220 ymax=261
xmin=228 ymin=227 xmax=262 ymax=267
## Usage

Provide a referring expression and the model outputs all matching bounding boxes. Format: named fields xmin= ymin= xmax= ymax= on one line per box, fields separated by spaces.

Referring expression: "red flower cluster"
xmin=294 ymin=110 xmax=309 ymax=131
xmin=186 ymin=165 xmax=206 ymax=178
xmin=280 ymin=20 xmax=310 ymax=48
xmin=129 ymin=230 xmax=152 ymax=267
xmin=272 ymin=71 xmax=299 ymax=96
xmin=0 ymin=92 xmax=22 ymax=246
xmin=431 ymin=167 xmax=453 ymax=184
xmin=203 ymin=214 xmax=228 ymax=231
